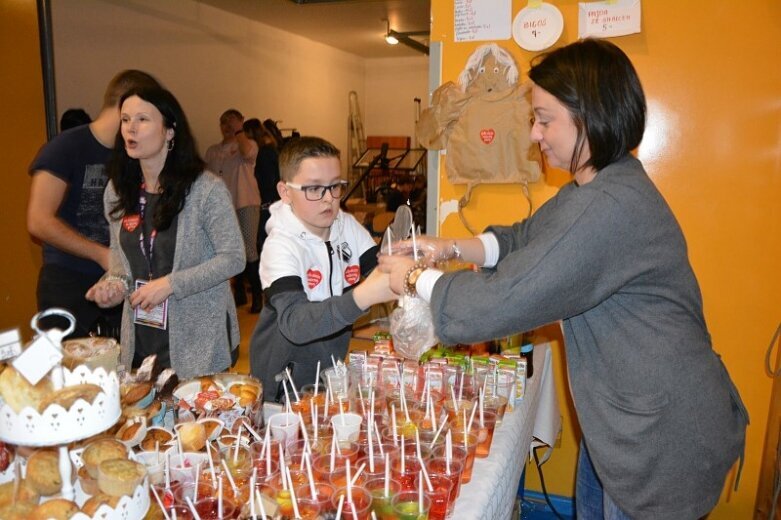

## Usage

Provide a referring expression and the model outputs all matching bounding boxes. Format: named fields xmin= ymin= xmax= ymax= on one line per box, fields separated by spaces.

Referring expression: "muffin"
xmin=82 ymin=438 xmax=127 ymax=479
xmin=26 ymin=449 xmax=65 ymax=496
xmin=31 ymin=498 xmax=80 ymax=520
xmin=97 ymin=459 xmax=146 ymax=497
xmin=177 ymin=422 xmax=206 ymax=452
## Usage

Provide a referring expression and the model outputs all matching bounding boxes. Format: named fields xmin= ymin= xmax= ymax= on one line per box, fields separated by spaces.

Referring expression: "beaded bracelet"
xmin=404 ymin=262 xmax=428 ymax=297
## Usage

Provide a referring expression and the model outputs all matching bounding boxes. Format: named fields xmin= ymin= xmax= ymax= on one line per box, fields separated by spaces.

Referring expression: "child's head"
xmin=277 ymin=137 xmax=346 ymax=239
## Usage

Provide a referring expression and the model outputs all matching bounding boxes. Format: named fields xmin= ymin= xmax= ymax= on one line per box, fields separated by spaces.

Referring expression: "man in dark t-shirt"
xmin=27 ymin=70 xmax=160 ymax=337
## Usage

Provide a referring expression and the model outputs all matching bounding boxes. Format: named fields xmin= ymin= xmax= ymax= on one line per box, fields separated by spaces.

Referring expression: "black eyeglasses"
xmin=286 ymin=180 xmax=348 ymax=201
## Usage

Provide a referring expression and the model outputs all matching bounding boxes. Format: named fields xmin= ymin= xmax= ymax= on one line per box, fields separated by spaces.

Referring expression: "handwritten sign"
xmin=578 ymin=0 xmax=642 ymax=39
xmin=455 ymin=0 xmax=512 ymax=42
xmin=512 ymin=3 xmax=564 ymax=52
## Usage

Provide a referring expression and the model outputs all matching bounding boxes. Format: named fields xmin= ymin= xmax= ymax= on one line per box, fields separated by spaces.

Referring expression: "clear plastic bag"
xmin=381 ymin=206 xmax=439 ymax=360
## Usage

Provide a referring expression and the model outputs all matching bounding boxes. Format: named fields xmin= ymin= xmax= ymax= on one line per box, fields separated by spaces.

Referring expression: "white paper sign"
xmin=12 ymin=333 xmax=63 ymax=385
xmin=0 ymin=329 xmax=22 ymax=361
xmin=578 ymin=0 xmax=642 ymax=39
xmin=512 ymin=3 xmax=564 ymax=52
xmin=455 ymin=0 xmax=512 ymax=42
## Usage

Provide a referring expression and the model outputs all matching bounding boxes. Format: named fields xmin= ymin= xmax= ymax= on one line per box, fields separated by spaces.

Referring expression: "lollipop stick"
xmin=185 ymin=497 xmax=202 ymax=520
xmin=286 ymin=368 xmax=300 ymax=402
xmin=150 ymin=485 xmax=172 ymax=520
xmin=314 ymin=361 xmax=321 ymax=397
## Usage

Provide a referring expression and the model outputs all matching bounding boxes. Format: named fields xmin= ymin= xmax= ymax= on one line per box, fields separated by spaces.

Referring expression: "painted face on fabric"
xmin=120 ymin=95 xmax=172 ymax=164
xmin=530 ymin=84 xmax=589 ymax=173
xmin=278 ymin=157 xmax=343 ymax=240
xmin=467 ymin=54 xmax=511 ymax=96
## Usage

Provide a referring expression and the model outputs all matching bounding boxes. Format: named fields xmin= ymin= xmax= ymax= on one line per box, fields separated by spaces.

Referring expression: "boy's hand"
xmin=352 ymin=269 xmax=396 ymax=310
xmin=377 ymin=255 xmax=417 ymax=295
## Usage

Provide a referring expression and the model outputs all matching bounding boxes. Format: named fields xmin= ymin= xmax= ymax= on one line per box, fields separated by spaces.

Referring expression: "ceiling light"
xmin=385 ymin=33 xmax=399 ymax=45
xmin=382 ymin=19 xmax=429 ymax=55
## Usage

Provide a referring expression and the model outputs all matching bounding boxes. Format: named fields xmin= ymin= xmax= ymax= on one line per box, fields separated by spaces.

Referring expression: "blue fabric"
xmin=576 ymin=442 xmax=633 ymax=520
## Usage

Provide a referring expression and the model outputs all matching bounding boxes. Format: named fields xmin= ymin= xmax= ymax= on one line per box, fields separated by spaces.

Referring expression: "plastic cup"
xmin=135 ymin=451 xmax=166 ymax=485
xmin=365 ymin=477 xmax=401 ymax=519
xmin=294 ymin=482 xmax=335 ymax=514
xmin=330 ymin=485 xmax=373 ymax=520
xmin=483 ymin=394 xmax=508 ymax=424
xmin=328 ymin=464 xmax=367 ymax=489
xmin=426 ymin=473 xmax=454 ymax=520
xmin=268 ymin=412 xmax=301 ymax=448
xmin=175 ymin=481 xmax=215 ymax=506
xmin=169 ymin=452 xmax=208 ymax=485
xmin=357 ymin=454 xmax=389 ymax=482
xmin=474 ymin=410 xmax=498 ymax=458
xmin=426 ymin=456 xmax=464 ymax=501
xmin=443 ymin=398 xmax=473 ymax=424
xmin=357 ymin=440 xmax=399 ymax=465
xmin=152 ymin=482 xmax=182 ymax=509
xmin=391 ymin=455 xmax=422 ymax=492
xmin=331 ymin=412 xmax=363 ymax=442
xmin=220 ymin=445 xmax=252 ymax=476
xmin=194 ymin=497 xmax=236 ymax=519
xmin=392 ymin=490 xmax=431 ymax=520
xmin=294 ymin=497 xmax=322 ymax=519
xmin=322 ymin=366 xmax=350 ymax=399
xmin=438 ymin=433 xmax=476 ymax=484
xmin=310 ymin=445 xmax=360 ymax=481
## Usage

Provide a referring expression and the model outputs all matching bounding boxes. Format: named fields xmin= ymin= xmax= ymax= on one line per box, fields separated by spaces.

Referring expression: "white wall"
xmin=364 ymin=56 xmax=429 ymax=142
xmin=51 ymin=0 xmax=369 ymax=173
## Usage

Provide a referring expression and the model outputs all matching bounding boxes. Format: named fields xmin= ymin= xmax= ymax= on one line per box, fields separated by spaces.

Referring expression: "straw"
xmin=234 ymin=425 xmax=242 ymax=462
xmin=280 ymin=447 xmax=288 ymax=490
xmin=255 ymin=490 xmax=268 ymax=520
xmin=372 ymin=511 xmax=378 ymax=520
xmin=331 ymin=354 xmax=338 ymax=370
xmin=285 ymin=464 xmax=301 ymax=519
xmin=218 ymin=478 xmax=223 ymax=519
xmin=384 ymin=453 xmax=390 ymax=497
xmin=350 ymin=463 xmax=366 ymax=486
xmin=205 ymin=440 xmax=217 ymax=483
xmin=368 ymin=408 xmax=375 ymax=472
xmin=298 ymin=412 xmax=311 ymax=453
xmin=391 ymin=403 xmax=398 ymax=446
xmin=172 ymin=508 xmax=178 ymax=520
xmin=479 ymin=387 xmax=485 ymax=427
xmin=374 ymin=422 xmax=385 ymax=457
xmin=345 ymin=459 xmax=353 ymax=504
xmin=467 ymin=401 xmax=478 ymax=433
xmin=165 ymin=450 xmax=171 ymax=489
xmin=418 ymin=471 xmax=424 ymax=514
xmin=314 ymin=361 xmax=321 ymax=397
xmin=250 ymin=470 xmax=257 ymax=519
xmin=286 ymin=367 xmax=300 ymax=402
xmin=246 ymin=422 xmax=262 ymax=442
xmin=304 ymin=452 xmax=317 ymax=500
xmin=330 ymin=434 xmax=337 ymax=473
xmin=313 ymin=403 xmax=319 ymax=443
xmin=264 ymin=426 xmax=272 ymax=476
xmin=463 ymin=410 xmax=468 ymax=451
xmin=150 ymin=484 xmax=171 ymax=520
xmin=324 ymin=377 xmax=331 ymax=418
xmin=445 ymin=430 xmax=452 ymax=475
xmin=449 ymin=385 xmax=459 ymax=413
xmin=221 ymin=459 xmax=239 ymax=495
xmin=401 ymin=436 xmax=406 ymax=473
xmin=335 ymin=495 xmax=345 ymax=520
xmin=419 ymin=458 xmax=434 ymax=492
xmin=194 ymin=462 xmax=201 ymax=502
xmin=429 ymin=419 xmax=447 ymax=449
xmin=415 ymin=429 xmax=422 ymax=461
xmin=185 ymin=497 xmax=202 ymax=520
xmin=400 ymin=373 xmax=410 ymax=423
xmin=283 ymin=381 xmax=292 ymax=413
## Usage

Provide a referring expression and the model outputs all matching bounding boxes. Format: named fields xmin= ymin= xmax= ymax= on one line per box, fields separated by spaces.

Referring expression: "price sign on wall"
xmin=578 ymin=0 xmax=642 ymax=39
xmin=455 ymin=0 xmax=512 ymax=42
xmin=512 ymin=2 xmax=564 ymax=52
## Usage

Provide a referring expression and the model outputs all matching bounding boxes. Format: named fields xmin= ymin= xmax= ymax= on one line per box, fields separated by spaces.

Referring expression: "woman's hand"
xmin=377 ymin=255 xmax=417 ymax=295
xmin=386 ymin=236 xmax=456 ymax=265
xmin=129 ymin=277 xmax=173 ymax=312
xmin=85 ymin=280 xmax=126 ymax=308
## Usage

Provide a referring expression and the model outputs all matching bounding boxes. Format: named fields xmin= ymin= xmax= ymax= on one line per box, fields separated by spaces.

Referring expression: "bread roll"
xmin=83 ymin=438 xmax=127 ymax=479
xmin=0 ymin=479 xmax=40 ymax=508
xmin=97 ymin=459 xmax=146 ymax=497
xmin=81 ymin=494 xmax=121 ymax=516
xmin=37 ymin=383 xmax=102 ymax=412
xmin=27 ymin=449 xmax=66 ymax=496
xmin=31 ymin=498 xmax=80 ymax=520
xmin=0 ymin=366 xmax=53 ymax=413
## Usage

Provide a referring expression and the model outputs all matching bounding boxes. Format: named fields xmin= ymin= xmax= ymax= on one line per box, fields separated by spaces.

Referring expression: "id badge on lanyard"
xmin=133 ymin=186 xmax=169 ymax=330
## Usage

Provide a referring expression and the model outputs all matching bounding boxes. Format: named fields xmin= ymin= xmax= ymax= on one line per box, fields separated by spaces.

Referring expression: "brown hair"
xmin=278 ymin=136 xmax=340 ymax=182
xmin=102 ymin=70 xmax=161 ymax=109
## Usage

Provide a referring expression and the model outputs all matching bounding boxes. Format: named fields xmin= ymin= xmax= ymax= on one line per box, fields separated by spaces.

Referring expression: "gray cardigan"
xmin=105 ymin=172 xmax=245 ymax=378
xmin=430 ymin=156 xmax=748 ymax=519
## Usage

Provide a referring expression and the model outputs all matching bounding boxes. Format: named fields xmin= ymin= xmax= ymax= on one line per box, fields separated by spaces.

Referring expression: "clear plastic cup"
xmin=194 ymin=496 xmax=236 ymax=519
xmin=365 ymin=476 xmax=401 ymax=519
xmin=330 ymin=485 xmax=373 ymax=520
xmin=267 ymin=412 xmax=301 ymax=449
xmin=426 ymin=456 xmax=464 ymax=501
xmin=331 ymin=412 xmax=363 ymax=442
xmin=426 ymin=473 xmax=454 ymax=520
xmin=474 ymin=410 xmax=498 ymax=458
xmin=392 ymin=490 xmax=431 ymax=520
xmin=294 ymin=482 xmax=335 ymax=515
xmin=391 ymin=455 xmax=422 ymax=492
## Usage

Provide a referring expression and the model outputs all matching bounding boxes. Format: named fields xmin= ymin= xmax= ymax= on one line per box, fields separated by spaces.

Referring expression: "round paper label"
xmin=512 ymin=3 xmax=564 ymax=52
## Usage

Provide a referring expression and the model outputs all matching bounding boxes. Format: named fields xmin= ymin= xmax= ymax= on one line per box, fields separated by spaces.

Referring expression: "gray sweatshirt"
xmin=430 ymin=155 xmax=748 ymax=519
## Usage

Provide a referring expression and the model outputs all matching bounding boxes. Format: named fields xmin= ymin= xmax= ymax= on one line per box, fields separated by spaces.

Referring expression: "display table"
xmin=452 ymin=343 xmax=561 ymax=520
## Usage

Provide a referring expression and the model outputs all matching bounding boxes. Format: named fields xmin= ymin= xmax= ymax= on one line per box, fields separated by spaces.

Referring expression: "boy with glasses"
xmin=248 ymin=136 xmax=394 ymax=401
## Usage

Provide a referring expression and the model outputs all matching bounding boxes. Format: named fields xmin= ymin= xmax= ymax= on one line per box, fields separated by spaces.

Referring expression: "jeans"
xmin=576 ymin=442 xmax=634 ymax=520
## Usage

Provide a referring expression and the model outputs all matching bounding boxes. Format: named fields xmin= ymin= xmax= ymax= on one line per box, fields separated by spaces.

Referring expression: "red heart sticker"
xmin=480 ymin=129 xmax=495 ymax=144
xmin=344 ymin=265 xmax=360 ymax=285
xmin=122 ymin=214 xmax=140 ymax=232
xmin=307 ymin=269 xmax=322 ymax=289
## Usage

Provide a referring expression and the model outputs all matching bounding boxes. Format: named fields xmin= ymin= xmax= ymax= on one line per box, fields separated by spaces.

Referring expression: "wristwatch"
xmin=404 ymin=265 xmax=427 ymax=297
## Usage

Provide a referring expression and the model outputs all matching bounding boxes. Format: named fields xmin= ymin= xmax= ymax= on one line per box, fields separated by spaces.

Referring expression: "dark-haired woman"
xmin=243 ymin=118 xmax=281 ymax=313
xmin=378 ymin=39 xmax=747 ymax=519
xmin=86 ymin=87 xmax=245 ymax=378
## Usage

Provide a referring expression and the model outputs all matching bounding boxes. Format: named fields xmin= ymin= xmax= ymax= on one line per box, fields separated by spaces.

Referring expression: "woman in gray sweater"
xmin=379 ymin=39 xmax=748 ymax=520
xmin=87 ymin=87 xmax=245 ymax=379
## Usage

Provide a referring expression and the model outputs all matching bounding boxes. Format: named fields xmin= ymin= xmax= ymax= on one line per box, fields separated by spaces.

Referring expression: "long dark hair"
xmin=108 ymin=87 xmax=204 ymax=230
xmin=529 ymin=39 xmax=646 ymax=174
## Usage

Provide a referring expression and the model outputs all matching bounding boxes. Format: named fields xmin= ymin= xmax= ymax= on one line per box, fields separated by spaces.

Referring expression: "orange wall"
xmin=430 ymin=1 xmax=781 ymax=518
xmin=0 ymin=0 xmax=45 ymax=337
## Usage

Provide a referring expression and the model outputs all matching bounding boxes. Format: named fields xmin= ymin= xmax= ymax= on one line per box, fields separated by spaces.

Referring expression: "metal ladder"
xmin=347 ymin=91 xmax=366 ymax=193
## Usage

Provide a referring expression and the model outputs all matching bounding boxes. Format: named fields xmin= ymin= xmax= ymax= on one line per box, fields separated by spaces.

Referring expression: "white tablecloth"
xmin=452 ymin=343 xmax=561 ymax=520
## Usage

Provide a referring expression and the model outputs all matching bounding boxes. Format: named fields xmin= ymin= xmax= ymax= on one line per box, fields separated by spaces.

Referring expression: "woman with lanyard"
xmin=87 ymin=87 xmax=245 ymax=378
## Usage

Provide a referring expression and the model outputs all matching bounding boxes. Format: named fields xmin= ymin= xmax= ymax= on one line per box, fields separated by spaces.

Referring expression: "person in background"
xmin=378 ymin=39 xmax=748 ymax=520
xmin=86 ymin=87 xmax=244 ymax=378
xmin=28 ymin=70 xmax=161 ymax=338
xmin=263 ymin=118 xmax=285 ymax=149
xmin=249 ymin=136 xmax=394 ymax=402
xmin=205 ymin=109 xmax=260 ymax=310
xmin=243 ymin=118 xmax=281 ymax=313
xmin=60 ymin=108 xmax=92 ymax=132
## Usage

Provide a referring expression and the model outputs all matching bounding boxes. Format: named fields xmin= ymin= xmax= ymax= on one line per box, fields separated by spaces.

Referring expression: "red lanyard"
xmin=138 ymin=182 xmax=157 ymax=279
